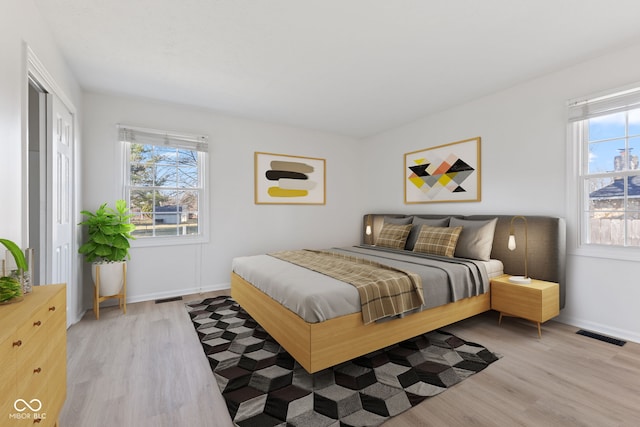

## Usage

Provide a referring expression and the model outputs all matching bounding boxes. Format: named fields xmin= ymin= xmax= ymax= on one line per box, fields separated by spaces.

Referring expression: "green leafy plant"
xmin=0 ymin=276 xmax=22 ymax=302
xmin=78 ymin=200 xmax=136 ymax=263
xmin=0 ymin=238 xmax=27 ymax=302
xmin=0 ymin=238 xmax=27 ymax=271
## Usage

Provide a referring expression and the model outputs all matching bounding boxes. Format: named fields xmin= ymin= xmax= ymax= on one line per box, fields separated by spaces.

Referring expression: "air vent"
xmin=576 ymin=329 xmax=626 ymax=346
xmin=155 ymin=296 xmax=183 ymax=304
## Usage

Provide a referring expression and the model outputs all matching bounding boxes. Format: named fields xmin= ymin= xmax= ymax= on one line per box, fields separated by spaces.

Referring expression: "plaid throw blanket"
xmin=269 ymin=250 xmax=425 ymax=324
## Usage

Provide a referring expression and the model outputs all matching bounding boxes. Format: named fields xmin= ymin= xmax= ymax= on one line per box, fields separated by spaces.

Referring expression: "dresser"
xmin=1 ymin=284 xmax=66 ymax=426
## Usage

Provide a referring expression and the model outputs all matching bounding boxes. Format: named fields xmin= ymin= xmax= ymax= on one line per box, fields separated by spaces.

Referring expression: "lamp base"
xmin=508 ymin=275 xmax=532 ymax=284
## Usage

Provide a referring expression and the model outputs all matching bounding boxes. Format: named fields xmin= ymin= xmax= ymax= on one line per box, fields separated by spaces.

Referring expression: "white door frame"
xmin=23 ymin=44 xmax=80 ymax=326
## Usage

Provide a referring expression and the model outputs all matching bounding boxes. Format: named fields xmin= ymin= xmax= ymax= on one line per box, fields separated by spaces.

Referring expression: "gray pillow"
xmin=450 ymin=217 xmax=498 ymax=261
xmin=384 ymin=216 xmax=413 ymax=225
xmin=405 ymin=217 xmax=450 ymax=250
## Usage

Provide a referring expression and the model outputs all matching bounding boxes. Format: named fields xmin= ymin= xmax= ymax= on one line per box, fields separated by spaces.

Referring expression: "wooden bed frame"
xmin=231 ymin=273 xmax=490 ymax=373
xmin=231 ymin=213 xmax=565 ymax=374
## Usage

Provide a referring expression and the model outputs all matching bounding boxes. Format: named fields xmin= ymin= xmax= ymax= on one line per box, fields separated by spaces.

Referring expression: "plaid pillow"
xmin=413 ymin=225 xmax=463 ymax=258
xmin=375 ymin=223 xmax=412 ymax=249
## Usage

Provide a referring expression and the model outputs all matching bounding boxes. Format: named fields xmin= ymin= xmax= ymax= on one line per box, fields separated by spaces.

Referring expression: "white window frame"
xmin=567 ymin=83 xmax=640 ymax=261
xmin=119 ymin=125 xmax=209 ymax=247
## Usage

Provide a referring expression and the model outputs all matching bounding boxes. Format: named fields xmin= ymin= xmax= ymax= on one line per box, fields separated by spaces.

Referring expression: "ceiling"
xmin=34 ymin=0 xmax=640 ymax=138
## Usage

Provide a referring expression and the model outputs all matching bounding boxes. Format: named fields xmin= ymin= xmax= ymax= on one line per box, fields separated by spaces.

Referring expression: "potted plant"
xmin=78 ymin=200 xmax=135 ymax=296
xmin=0 ymin=238 xmax=28 ymax=303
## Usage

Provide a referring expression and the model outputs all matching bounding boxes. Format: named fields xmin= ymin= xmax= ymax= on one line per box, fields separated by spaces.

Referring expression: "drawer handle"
xmin=33 ymin=367 xmax=42 ymax=374
xmin=49 ymin=306 xmax=56 ymax=312
xmin=33 ymin=320 xmax=42 ymax=327
xmin=12 ymin=340 xmax=22 ymax=347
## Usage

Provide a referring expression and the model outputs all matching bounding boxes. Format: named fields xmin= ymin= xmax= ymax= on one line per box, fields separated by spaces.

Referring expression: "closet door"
xmin=46 ymin=93 xmax=73 ymax=321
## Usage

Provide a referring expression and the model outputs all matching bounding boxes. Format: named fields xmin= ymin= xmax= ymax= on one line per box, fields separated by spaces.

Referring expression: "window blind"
xmin=568 ymin=86 xmax=640 ymax=122
xmin=118 ymin=125 xmax=208 ymax=153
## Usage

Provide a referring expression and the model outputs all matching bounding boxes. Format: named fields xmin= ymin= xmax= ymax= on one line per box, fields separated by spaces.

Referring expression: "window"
xmin=569 ymin=86 xmax=640 ymax=247
xmin=119 ymin=126 xmax=208 ymax=243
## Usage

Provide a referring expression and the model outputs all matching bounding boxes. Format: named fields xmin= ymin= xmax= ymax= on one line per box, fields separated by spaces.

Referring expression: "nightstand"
xmin=490 ymin=274 xmax=559 ymax=337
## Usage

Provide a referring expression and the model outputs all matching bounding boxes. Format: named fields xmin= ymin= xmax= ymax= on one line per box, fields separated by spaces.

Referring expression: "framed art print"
xmin=404 ymin=137 xmax=481 ymax=203
xmin=255 ymin=152 xmax=326 ymax=205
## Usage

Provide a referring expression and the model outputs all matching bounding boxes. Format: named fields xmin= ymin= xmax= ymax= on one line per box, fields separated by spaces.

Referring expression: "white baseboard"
xmin=124 ymin=282 xmax=231 ymax=304
xmin=68 ymin=308 xmax=86 ymax=328
xmin=556 ymin=313 xmax=640 ymax=344
xmin=65 ymin=282 xmax=231 ymax=329
xmin=77 ymin=282 xmax=231 ymax=314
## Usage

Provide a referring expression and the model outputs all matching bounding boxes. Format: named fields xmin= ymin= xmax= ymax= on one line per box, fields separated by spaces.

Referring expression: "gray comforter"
xmin=232 ymin=245 xmax=499 ymax=323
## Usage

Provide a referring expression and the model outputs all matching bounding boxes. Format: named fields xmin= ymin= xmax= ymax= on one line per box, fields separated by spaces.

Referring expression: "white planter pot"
xmin=92 ymin=261 xmax=126 ymax=297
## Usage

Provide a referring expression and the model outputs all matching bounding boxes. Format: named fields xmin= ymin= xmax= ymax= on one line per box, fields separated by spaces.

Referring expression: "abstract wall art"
xmin=255 ymin=152 xmax=326 ymax=204
xmin=404 ymin=137 xmax=481 ymax=203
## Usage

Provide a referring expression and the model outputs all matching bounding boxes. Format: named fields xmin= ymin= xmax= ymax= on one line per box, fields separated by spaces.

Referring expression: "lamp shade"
xmin=365 ymin=225 xmax=372 ymax=235
xmin=507 ymin=215 xmax=531 ymax=283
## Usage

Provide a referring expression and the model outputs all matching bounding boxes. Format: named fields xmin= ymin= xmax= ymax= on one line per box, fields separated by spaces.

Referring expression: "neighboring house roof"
xmin=589 ymin=175 xmax=640 ymax=199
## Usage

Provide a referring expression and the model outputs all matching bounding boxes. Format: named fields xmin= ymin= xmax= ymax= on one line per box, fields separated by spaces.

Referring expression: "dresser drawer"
xmin=13 ymin=289 xmax=63 ymax=352
xmin=15 ymin=301 xmax=65 ymax=397
xmin=13 ymin=311 xmax=49 ymax=352
xmin=16 ymin=353 xmax=50 ymax=397
xmin=17 ymin=356 xmax=63 ymax=427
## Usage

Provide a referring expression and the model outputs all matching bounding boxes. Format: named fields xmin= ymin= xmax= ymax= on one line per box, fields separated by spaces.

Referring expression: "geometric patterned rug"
xmin=186 ymin=296 xmax=500 ymax=427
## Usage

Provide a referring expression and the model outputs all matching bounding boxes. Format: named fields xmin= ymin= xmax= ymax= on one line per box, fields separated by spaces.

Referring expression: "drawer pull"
xmin=33 ymin=320 xmax=42 ymax=326
xmin=49 ymin=306 xmax=56 ymax=312
xmin=12 ymin=340 xmax=22 ymax=347
xmin=33 ymin=367 xmax=42 ymax=374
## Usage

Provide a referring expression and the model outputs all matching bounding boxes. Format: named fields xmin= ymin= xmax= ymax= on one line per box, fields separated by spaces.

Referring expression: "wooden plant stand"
xmin=93 ymin=263 xmax=127 ymax=320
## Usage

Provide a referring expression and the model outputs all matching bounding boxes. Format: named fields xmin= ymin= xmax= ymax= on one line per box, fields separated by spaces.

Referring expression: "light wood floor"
xmin=60 ymin=291 xmax=640 ymax=426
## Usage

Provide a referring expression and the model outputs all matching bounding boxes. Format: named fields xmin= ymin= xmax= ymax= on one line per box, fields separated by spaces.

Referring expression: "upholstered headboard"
xmin=362 ymin=214 xmax=566 ymax=309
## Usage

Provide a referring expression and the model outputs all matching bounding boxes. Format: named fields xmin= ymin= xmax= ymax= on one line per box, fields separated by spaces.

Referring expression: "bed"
xmin=231 ymin=213 xmax=565 ymax=373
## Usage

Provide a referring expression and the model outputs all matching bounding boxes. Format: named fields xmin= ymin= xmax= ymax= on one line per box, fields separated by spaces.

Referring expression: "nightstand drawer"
xmin=491 ymin=279 xmax=559 ymax=322
xmin=490 ymin=275 xmax=559 ymax=337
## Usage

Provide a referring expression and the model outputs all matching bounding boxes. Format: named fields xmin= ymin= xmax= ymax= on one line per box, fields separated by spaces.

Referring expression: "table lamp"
xmin=508 ymin=215 xmax=531 ymax=284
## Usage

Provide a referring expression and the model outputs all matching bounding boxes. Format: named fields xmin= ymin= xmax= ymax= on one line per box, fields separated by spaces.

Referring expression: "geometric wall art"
xmin=255 ymin=152 xmax=326 ymax=204
xmin=404 ymin=137 xmax=481 ymax=203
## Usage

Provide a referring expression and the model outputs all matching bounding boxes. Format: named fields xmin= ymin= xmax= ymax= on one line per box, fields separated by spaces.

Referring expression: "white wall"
xmin=0 ymin=0 xmax=83 ymax=321
xmin=81 ymin=92 xmax=362 ymax=306
xmin=0 ymin=0 xmax=81 ymax=240
xmin=362 ymin=42 xmax=640 ymax=343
